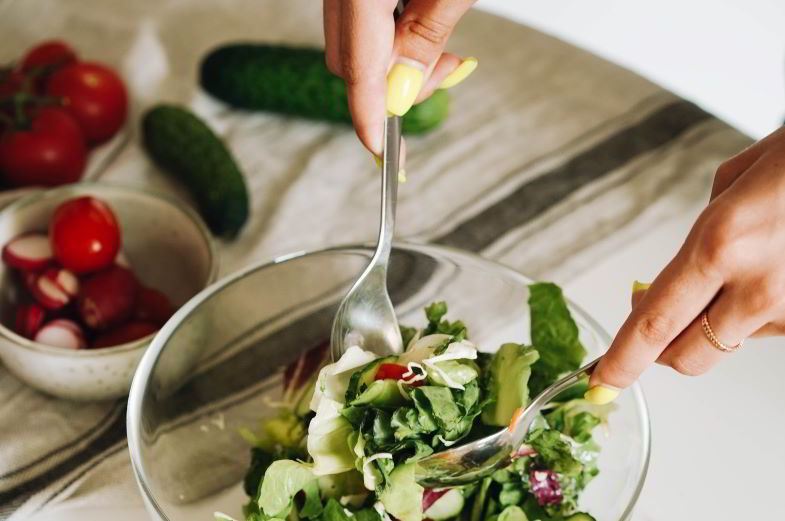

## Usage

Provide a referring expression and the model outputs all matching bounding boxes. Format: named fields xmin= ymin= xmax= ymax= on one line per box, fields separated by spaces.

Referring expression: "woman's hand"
xmin=323 ymin=0 xmax=477 ymax=156
xmin=586 ymin=126 xmax=785 ymax=404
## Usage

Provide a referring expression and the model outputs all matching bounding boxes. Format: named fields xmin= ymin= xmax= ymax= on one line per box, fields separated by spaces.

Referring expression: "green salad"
xmin=220 ymin=283 xmax=610 ymax=521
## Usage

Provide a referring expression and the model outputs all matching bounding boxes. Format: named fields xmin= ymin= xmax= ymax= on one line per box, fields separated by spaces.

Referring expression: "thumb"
xmin=386 ymin=0 xmax=475 ymax=116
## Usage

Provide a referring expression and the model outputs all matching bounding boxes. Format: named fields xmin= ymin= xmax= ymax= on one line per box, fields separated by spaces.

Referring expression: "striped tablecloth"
xmin=0 ymin=0 xmax=751 ymax=519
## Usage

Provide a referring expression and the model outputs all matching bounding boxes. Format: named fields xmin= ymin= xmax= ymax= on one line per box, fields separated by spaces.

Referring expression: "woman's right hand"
xmin=323 ymin=0 xmax=477 ymax=157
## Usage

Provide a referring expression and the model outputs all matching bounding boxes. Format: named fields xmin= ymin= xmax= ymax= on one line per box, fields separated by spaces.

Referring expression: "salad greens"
xmin=221 ymin=283 xmax=609 ymax=521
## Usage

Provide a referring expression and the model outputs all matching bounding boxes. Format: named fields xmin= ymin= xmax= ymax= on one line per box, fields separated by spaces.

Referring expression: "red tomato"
xmin=50 ymin=197 xmax=121 ymax=274
xmin=374 ymin=363 xmax=423 ymax=386
xmin=20 ymin=40 xmax=78 ymax=73
xmin=0 ymin=107 xmax=86 ymax=187
xmin=46 ymin=62 xmax=127 ymax=145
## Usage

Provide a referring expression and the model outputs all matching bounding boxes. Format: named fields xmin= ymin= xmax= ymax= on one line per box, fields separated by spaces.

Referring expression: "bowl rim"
xmin=127 ymin=242 xmax=651 ymax=521
xmin=0 ymin=182 xmax=220 ymax=357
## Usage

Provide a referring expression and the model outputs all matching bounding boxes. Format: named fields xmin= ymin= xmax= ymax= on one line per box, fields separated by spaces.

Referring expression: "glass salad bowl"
xmin=127 ymin=243 xmax=650 ymax=521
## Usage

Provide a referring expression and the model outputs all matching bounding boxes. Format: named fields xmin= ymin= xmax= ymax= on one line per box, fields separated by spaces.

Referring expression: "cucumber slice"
xmin=345 ymin=356 xmax=398 ymax=401
xmin=349 ymin=379 xmax=406 ymax=408
xmin=423 ymin=489 xmax=465 ymax=520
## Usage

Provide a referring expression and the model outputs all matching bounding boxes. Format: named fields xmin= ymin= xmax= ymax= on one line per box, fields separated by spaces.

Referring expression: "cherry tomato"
xmin=50 ymin=197 xmax=121 ymax=274
xmin=374 ymin=363 xmax=424 ymax=386
xmin=46 ymin=62 xmax=127 ymax=145
xmin=0 ymin=107 xmax=86 ymax=187
xmin=20 ymin=40 xmax=78 ymax=74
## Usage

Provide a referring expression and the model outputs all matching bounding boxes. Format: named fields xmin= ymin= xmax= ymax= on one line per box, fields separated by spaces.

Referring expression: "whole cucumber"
xmin=142 ymin=104 xmax=249 ymax=238
xmin=199 ymin=44 xmax=450 ymax=134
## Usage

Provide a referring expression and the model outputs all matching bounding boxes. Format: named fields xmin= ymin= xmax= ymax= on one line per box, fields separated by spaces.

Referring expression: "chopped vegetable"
xmin=234 ymin=287 xmax=604 ymax=521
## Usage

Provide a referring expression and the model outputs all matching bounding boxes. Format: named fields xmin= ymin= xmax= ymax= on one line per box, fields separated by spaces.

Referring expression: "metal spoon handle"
xmin=374 ymin=115 xmax=401 ymax=266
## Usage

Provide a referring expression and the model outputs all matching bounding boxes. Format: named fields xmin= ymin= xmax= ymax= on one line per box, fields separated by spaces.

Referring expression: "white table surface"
xmin=477 ymin=0 xmax=785 ymax=140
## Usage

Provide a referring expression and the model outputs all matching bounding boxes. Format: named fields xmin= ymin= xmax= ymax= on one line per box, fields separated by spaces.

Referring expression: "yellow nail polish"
xmin=438 ymin=57 xmax=478 ymax=89
xmin=373 ymin=155 xmax=382 ymax=169
xmin=584 ymin=385 xmax=620 ymax=405
xmin=398 ymin=169 xmax=407 ymax=183
xmin=632 ymin=280 xmax=651 ymax=293
xmin=386 ymin=62 xmax=424 ymax=116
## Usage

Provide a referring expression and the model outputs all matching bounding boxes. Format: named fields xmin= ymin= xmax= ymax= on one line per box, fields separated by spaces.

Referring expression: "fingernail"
xmin=398 ymin=169 xmax=407 ymax=183
xmin=632 ymin=280 xmax=651 ymax=293
xmin=372 ymin=155 xmax=382 ymax=169
xmin=386 ymin=61 xmax=424 ymax=116
xmin=438 ymin=57 xmax=479 ymax=89
xmin=584 ymin=384 xmax=620 ymax=405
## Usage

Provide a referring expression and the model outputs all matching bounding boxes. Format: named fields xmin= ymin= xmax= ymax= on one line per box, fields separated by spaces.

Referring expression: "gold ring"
xmin=701 ymin=311 xmax=743 ymax=352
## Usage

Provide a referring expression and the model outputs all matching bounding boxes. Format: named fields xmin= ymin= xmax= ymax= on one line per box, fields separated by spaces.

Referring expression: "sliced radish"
xmin=34 ymin=319 xmax=86 ymax=349
xmin=14 ymin=303 xmax=46 ymax=338
xmin=78 ymin=265 xmax=138 ymax=329
xmin=26 ymin=271 xmax=71 ymax=310
xmin=92 ymin=320 xmax=158 ymax=348
xmin=42 ymin=267 xmax=79 ymax=297
xmin=134 ymin=286 xmax=174 ymax=326
xmin=2 ymin=233 xmax=52 ymax=271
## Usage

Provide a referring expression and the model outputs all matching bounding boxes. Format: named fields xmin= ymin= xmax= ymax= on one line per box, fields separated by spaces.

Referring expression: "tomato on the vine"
xmin=0 ymin=69 xmax=26 ymax=98
xmin=0 ymin=107 xmax=86 ymax=187
xmin=50 ymin=196 xmax=121 ymax=274
xmin=46 ymin=62 xmax=127 ymax=145
xmin=20 ymin=40 xmax=78 ymax=74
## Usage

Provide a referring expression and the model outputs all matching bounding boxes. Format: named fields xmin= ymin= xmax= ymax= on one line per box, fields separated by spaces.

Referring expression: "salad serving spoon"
xmin=415 ymin=358 xmax=601 ymax=487
xmin=329 ymin=109 xmax=404 ymax=362
xmin=329 ymin=1 xmax=408 ymax=363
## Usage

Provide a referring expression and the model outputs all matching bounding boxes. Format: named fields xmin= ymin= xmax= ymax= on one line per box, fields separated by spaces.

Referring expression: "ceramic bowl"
xmin=0 ymin=183 xmax=218 ymax=401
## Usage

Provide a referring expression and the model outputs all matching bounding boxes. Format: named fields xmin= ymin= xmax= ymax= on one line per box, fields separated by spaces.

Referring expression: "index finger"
xmin=341 ymin=0 xmax=397 ymax=155
xmin=589 ymin=244 xmax=723 ymax=397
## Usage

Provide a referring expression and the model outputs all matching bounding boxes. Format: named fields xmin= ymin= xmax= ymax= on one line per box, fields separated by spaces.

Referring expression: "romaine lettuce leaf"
xmin=527 ymin=283 xmax=586 ymax=396
xmin=481 ymin=343 xmax=539 ymax=427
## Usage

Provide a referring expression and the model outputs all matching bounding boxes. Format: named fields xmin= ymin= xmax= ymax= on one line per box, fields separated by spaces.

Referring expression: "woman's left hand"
xmin=586 ymin=126 xmax=785 ymax=404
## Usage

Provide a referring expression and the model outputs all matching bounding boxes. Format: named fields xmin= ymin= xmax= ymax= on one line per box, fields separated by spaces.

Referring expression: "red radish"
xmin=34 ymin=319 xmax=86 ymax=349
xmin=2 ymin=234 xmax=52 ymax=271
xmin=25 ymin=271 xmax=71 ymax=310
xmin=14 ymin=303 xmax=46 ymax=338
xmin=42 ymin=267 xmax=79 ymax=297
xmin=50 ymin=196 xmax=120 ymax=274
xmin=92 ymin=320 xmax=158 ymax=348
xmin=78 ymin=265 xmax=137 ymax=329
xmin=422 ymin=489 xmax=450 ymax=512
xmin=134 ymin=287 xmax=174 ymax=325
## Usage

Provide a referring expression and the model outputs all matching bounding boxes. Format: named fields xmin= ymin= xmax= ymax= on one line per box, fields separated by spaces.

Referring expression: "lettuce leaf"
xmin=526 ymin=428 xmax=583 ymax=477
xmin=481 ymin=343 xmax=539 ymax=427
xmin=527 ymin=283 xmax=586 ymax=396
xmin=258 ymin=460 xmax=316 ymax=518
